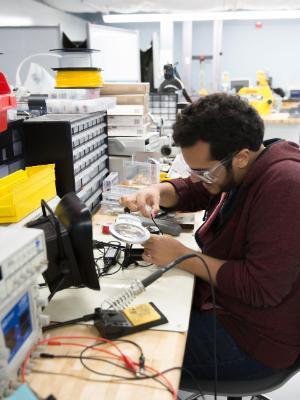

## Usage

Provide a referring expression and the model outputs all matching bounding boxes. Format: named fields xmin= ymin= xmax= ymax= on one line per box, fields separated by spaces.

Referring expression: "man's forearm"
xmin=177 ymin=248 xmax=226 ymax=285
xmin=155 ymin=182 xmax=179 ymax=209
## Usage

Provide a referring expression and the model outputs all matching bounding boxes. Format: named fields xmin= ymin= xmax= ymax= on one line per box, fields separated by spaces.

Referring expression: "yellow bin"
xmin=0 ymin=164 xmax=56 ymax=223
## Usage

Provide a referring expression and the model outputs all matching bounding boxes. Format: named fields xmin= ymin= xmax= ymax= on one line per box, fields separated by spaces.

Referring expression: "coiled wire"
xmin=102 ymin=279 xmax=145 ymax=311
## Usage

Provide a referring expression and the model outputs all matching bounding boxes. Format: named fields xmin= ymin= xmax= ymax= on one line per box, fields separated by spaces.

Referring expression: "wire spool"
xmin=50 ymin=48 xmax=99 ymax=68
xmin=50 ymin=48 xmax=104 ymax=89
xmin=53 ymin=67 xmax=104 ymax=88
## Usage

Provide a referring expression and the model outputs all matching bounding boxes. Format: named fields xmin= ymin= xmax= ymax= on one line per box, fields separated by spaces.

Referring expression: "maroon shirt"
xmin=169 ymin=140 xmax=300 ymax=368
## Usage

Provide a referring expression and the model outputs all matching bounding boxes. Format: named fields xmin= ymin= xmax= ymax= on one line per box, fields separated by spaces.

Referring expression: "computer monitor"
xmin=230 ymin=79 xmax=250 ymax=93
xmin=27 ymin=192 xmax=99 ymax=300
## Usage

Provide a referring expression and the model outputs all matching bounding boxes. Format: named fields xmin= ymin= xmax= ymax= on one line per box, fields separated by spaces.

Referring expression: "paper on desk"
xmin=44 ymin=219 xmax=198 ymax=333
xmin=43 ymin=265 xmax=194 ymax=333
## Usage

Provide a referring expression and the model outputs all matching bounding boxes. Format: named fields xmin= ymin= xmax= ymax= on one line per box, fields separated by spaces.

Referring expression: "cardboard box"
xmin=102 ymin=94 xmax=149 ymax=112
xmin=107 ymin=105 xmax=145 ymax=116
xmin=108 ymin=132 xmax=160 ymax=156
xmin=102 ymin=93 xmax=148 ymax=105
xmin=108 ymin=123 xmax=150 ymax=137
xmin=108 ymin=115 xmax=148 ymax=127
xmin=101 ymin=82 xmax=150 ymax=95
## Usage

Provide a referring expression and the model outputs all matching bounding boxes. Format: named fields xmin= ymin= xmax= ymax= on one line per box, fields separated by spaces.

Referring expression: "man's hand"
xmin=120 ymin=186 xmax=160 ymax=218
xmin=142 ymin=235 xmax=191 ymax=266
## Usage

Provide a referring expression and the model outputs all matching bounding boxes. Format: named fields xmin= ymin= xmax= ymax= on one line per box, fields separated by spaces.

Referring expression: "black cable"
xmin=175 ymin=254 xmax=217 ymax=400
xmin=40 ymin=353 xmax=132 ymax=371
xmin=38 ymin=350 xmax=204 ymax=398
xmin=43 ymin=247 xmax=216 ymax=397
xmin=79 ymin=341 xmax=163 ymax=382
xmin=77 ymin=344 xmax=205 ymax=398
xmin=93 ymin=240 xmax=124 ymax=277
xmin=139 ymin=253 xmax=217 ymax=400
xmin=113 ymin=338 xmax=144 ymax=357
xmin=177 ymin=254 xmax=218 ymax=399
xmin=151 ymin=214 xmax=163 ymax=235
xmin=39 ymin=351 xmax=173 ymax=393
xmin=135 ymin=262 xmax=153 ymax=268
xmin=94 ymin=248 xmax=217 ymax=398
xmin=42 ymin=312 xmax=97 ymax=332
xmin=99 ymin=264 xmax=122 ymax=277
xmin=93 ymin=239 xmax=153 ymax=272
xmin=93 ymin=239 xmax=124 ymax=251
xmin=180 ymin=367 xmax=205 ymax=400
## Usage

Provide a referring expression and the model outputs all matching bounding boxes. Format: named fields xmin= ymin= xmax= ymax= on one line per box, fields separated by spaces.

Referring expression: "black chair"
xmin=180 ymin=356 xmax=300 ymax=400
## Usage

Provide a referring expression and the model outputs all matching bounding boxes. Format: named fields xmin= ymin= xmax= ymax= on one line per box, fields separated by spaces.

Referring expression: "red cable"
xmin=47 ymin=341 xmax=120 ymax=359
xmin=143 ymin=364 xmax=177 ymax=400
xmin=47 ymin=335 xmax=136 ymax=372
xmin=21 ymin=335 xmax=133 ymax=382
xmin=22 ymin=335 xmax=177 ymax=399
xmin=49 ymin=341 xmax=137 ymax=373
xmin=45 ymin=341 xmax=175 ymax=395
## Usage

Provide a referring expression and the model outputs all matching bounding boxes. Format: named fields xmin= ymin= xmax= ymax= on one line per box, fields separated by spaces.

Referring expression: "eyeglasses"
xmin=187 ymin=154 xmax=235 ymax=184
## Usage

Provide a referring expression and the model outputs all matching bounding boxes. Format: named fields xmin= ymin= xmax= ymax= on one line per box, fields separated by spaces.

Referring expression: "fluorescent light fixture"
xmin=103 ymin=10 xmax=300 ymax=23
xmin=0 ymin=16 xmax=33 ymax=25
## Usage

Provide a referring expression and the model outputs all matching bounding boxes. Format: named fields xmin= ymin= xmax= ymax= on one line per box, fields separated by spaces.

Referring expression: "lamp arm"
xmin=15 ymin=52 xmax=62 ymax=88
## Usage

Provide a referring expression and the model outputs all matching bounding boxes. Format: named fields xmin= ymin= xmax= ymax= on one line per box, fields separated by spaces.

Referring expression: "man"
xmin=120 ymin=93 xmax=300 ymax=381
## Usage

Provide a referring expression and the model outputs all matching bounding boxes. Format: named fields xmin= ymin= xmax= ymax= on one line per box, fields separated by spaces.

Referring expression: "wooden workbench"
xmin=27 ymin=324 xmax=186 ymax=400
xmin=26 ymin=211 xmax=198 ymax=400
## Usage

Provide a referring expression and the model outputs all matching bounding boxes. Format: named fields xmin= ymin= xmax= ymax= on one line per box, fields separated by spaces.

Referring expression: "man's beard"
xmin=202 ymin=169 xmax=236 ymax=194
xmin=220 ymin=169 xmax=236 ymax=192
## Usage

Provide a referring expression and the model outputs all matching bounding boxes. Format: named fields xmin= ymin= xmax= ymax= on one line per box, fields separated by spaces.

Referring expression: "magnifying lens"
xmin=109 ymin=214 xmax=150 ymax=244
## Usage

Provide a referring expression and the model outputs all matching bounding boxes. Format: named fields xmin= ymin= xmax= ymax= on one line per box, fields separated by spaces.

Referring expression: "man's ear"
xmin=233 ymin=149 xmax=250 ymax=169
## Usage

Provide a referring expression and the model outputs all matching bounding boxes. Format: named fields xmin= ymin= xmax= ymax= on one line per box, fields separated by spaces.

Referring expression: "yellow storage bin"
xmin=0 ymin=164 xmax=56 ymax=223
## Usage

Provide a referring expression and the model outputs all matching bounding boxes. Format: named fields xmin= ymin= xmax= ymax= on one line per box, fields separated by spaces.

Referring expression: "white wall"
xmin=109 ymin=18 xmax=300 ymax=95
xmin=112 ymin=21 xmax=160 ymax=51
xmin=190 ymin=21 xmax=214 ymax=93
xmin=0 ymin=0 xmax=87 ymax=41
xmin=222 ymin=19 xmax=300 ymax=91
xmin=184 ymin=19 xmax=300 ymax=94
xmin=1 ymin=2 xmax=299 ymax=93
xmin=0 ymin=0 xmax=88 ymax=85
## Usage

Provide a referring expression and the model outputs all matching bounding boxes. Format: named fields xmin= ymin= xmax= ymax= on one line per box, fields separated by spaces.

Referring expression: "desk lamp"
xmin=43 ymin=212 xmax=203 ymax=339
xmin=109 ymin=213 xmax=150 ymax=244
xmin=158 ymin=63 xmax=192 ymax=103
xmin=109 ymin=213 xmax=150 ymax=269
xmin=15 ymin=52 xmax=62 ymax=98
xmin=93 ymin=213 xmax=200 ymax=338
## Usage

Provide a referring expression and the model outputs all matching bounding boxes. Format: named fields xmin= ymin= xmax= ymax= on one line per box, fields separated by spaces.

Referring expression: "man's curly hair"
xmin=173 ymin=93 xmax=264 ymax=160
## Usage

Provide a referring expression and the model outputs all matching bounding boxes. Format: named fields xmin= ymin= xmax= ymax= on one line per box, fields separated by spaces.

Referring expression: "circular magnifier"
xmin=109 ymin=214 xmax=150 ymax=244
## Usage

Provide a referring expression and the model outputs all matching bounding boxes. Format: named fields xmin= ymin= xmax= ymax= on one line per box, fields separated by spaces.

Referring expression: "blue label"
xmin=1 ymin=292 xmax=33 ymax=363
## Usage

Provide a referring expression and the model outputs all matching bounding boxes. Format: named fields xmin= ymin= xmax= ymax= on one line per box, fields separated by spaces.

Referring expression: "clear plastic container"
xmin=100 ymin=200 xmax=124 ymax=215
xmin=103 ymin=172 xmax=119 ymax=192
xmin=122 ymin=160 xmax=159 ymax=185
xmin=46 ymin=97 xmax=116 ymax=114
xmin=48 ymin=88 xmax=101 ymax=100
xmin=100 ymin=184 xmax=139 ymax=215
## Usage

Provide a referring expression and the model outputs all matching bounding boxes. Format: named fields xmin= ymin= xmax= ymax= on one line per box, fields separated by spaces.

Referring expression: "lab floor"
xmin=179 ymin=371 xmax=300 ymax=399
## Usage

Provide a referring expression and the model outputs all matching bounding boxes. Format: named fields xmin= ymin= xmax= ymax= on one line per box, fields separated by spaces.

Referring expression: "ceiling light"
xmin=0 ymin=16 xmax=33 ymax=25
xmin=103 ymin=10 xmax=300 ymax=23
